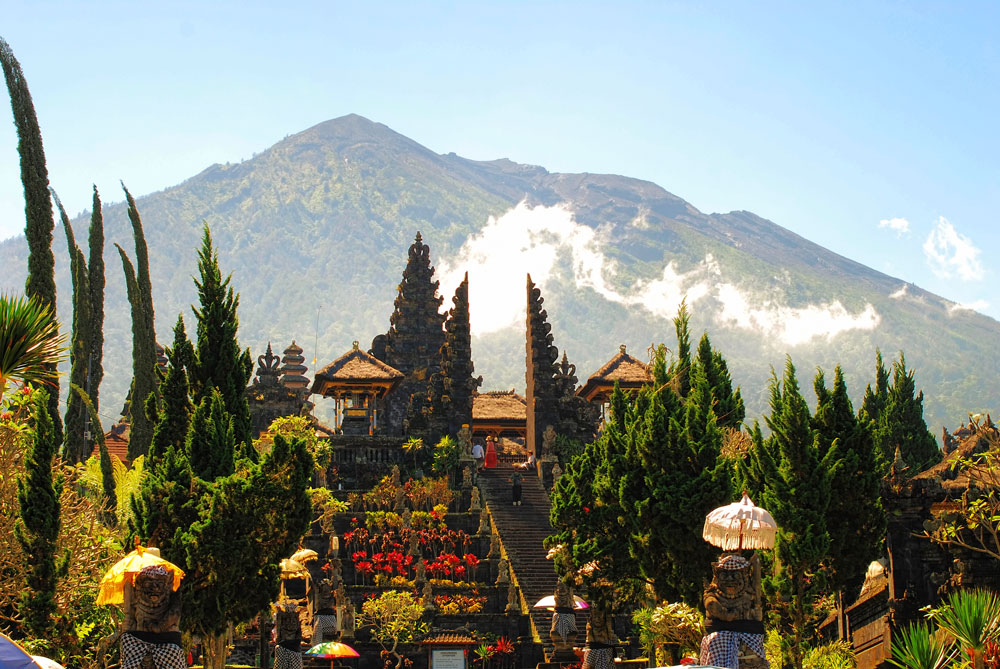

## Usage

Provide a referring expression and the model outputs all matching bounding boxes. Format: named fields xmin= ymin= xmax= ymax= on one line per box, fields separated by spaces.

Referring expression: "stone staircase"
xmin=477 ymin=463 xmax=586 ymax=644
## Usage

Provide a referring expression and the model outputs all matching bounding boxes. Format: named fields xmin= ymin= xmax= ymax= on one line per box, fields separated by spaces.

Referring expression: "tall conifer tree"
xmin=87 ymin=187 xmax=105 ymax=413
xmin=186 ymin=389 xmax=236 ymax=481
xmin=188 ymin=226 xmax=255 ymax=461
xmin=812 ymin=366 xmax=884 ymax=597
xmin=14 ymin=388 xmax=62 ymax=637
xmin=149 ymin=316 xmax=195 ymax=460
xmin=55 ymin=193 xmax=92 ymax=462
xmin=1 ymin=37 xmax=61 ymax=442
xmin=748 ymin=359 xmax=832 ymax=669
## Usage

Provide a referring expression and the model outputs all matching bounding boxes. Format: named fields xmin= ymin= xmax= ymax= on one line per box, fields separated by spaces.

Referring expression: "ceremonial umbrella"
xmin=97 ymin=544 xmax=185 ymax=605
xmin=702 ymin=493 xmax=777 ymax=551
xmin=305 ymin=641 xmax=360 ymax=669
xmin=532 ymin=594 xmax=589 ymax=611
xmin=291 ymin=548 xmax=318 ymax=564
xmin=280 ymin=558 xmax=308 ymax=578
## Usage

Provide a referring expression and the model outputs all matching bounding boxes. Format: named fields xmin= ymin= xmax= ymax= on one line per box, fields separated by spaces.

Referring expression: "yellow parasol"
xmin=290 ymin=548 xmax=318 ymax=564
xmin=280 ymin=558 xmax=308 ymax=578
xmin=97 ymin=543 xmax=185 ymax=605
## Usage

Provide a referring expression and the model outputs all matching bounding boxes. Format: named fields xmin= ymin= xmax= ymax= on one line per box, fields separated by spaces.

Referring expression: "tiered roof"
xmin=311 ymin=341 xmax=404 ymax=397
xmin=576 ymin=344 xmax=652 ymax=402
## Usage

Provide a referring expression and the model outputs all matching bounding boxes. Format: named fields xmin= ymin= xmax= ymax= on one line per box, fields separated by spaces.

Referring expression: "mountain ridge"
xmin=0 ymin=113 xmax=995 ymax=431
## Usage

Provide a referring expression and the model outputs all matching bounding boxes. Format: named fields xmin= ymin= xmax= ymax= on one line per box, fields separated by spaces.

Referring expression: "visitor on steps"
xmin=472 ymin=441 xmax=485 ymax=471
xmin=510 ymin=471 xmax=523 ymax=506
xmin=484 ymin=436 xmax=498 ymax=468
xmin=514 ymin=452 xmax=535 ymax=472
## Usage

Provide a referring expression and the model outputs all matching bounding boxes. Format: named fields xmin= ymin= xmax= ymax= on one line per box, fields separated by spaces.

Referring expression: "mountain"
xmin=1 ymin=114 xmax=996 ymax=431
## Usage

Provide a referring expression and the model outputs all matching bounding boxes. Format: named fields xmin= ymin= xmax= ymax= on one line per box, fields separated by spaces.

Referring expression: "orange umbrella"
xmin=97 ymin=544 xmax=184 ymax=605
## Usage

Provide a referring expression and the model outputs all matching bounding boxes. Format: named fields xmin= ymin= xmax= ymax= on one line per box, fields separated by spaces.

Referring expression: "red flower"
xmin=583 ymin=506 xmax=590 ymax=513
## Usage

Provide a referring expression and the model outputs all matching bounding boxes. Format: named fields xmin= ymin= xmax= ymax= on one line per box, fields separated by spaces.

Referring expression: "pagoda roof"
xmin=91 ymin=422 xmax=131 ymax=464
xmin=311 ymin=342 xmax=404 ymax=396
xmin=577 ymin=345 xmax=651 ymax=402
xmin=473 ymin=389 xmax=527 ymax=422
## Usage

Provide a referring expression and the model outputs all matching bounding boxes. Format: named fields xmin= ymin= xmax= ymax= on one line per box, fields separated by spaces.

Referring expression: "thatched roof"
xmin=311 ymin=341 xmax=403 ymax=396
xmin=577 ymin=344 xmax=651 ymax=401
xmin=473 ymin=390 xmax=527 ymax=422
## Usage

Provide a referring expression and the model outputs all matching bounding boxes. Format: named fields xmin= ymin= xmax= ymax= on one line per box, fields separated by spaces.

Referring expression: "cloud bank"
xmin=878 ymin=217 xmax=911 ymax=236
xmin=438 ymin=201 xmax=880 ymax=345
xmin=923 ymin=216 xmax=984 ymax=281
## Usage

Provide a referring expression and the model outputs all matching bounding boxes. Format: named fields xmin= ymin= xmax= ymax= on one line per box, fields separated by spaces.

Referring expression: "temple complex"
xmin=472 ymin=390 xmax=527 ymax=441
xmin=245 ymin=341 xmax=312 ymax=437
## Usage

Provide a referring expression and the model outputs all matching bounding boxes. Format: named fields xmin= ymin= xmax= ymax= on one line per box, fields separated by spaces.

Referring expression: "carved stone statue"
xmin=391 ymin=465 xmax=401 ymax=487
xmin=462 ymin=465 xmax=473 ymax=489
xmin=487 ymin=533 xmax=500 ymax=558
xmin=121 ymin=565 xmax=184 ymax=669
xmin=495 ymin=559 xmax=510 ymax=585
xmin=583 ymin=605 xmax=617 ymax=669
xmin=402 ymin=508 xmax=412 ymax=526
xmin=274 ymin=602 xmax=303 ymax=669
xmin=422 ymin=581 xmax=436 ymax=612
xmin=340 ymin=599 xmax=356 ymax=641
xmin=551 ymin=461 xmax=563 ymax=486
xmin=469 ymin=486 xmax=482 ymax=512
xmin=393 ymin=486 xmax=406 ymax=513
xmin=334 ymin=581 xmax=347 ymax=610
xmin=699 ymin=553 xmax=767 ymax=669
xmin=407 ymin=533 xmax=420 ymax=557
xmin=505 ymin=583 xmax=519 ymax=613
xmin=327 ymin=558 xmax=343 ymax=589
xmin=549 ymin=581 xmax=579 ymax=661
xmin=457 ymin=424 xmax=473 ymax=457
xmin=478 ymin=509 xmax=491 ymax=535
xmin=541 ymin=425 xmax=557 ymax=460
xmin=414 ymin=558 xmax=427 ymax=586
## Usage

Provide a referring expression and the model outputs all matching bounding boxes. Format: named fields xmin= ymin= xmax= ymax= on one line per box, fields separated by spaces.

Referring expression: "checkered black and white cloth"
xmin=550 ymin=612 xmax=578 ymax=643
xmin=582 ymin=647 xmax=614 ymax=669
xmin=699 ymin=630 xmax=768 ymax=669
xmin=311 ymin=614 xmax=337 ymax=643
xmin=120 ymin=632 xmax=186 ymax=669
xmin=274 ymin=643 xmax=303 ymax=669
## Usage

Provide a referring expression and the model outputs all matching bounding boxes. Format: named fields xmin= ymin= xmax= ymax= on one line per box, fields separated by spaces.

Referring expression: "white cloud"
xmin=715 ymin=284 xmax=880 ymax=346
xmin=439 ymin=201 xmax=882 ymax=345
xmin=923 ymin=216 xmax=984 ymax=281
xmin=878 ymin=217 xmax=911 ymax=236
xmin=889 ymin=284 xmax=908 ymax=299
xmin=948 ymin=299 xmax=989 ymax=315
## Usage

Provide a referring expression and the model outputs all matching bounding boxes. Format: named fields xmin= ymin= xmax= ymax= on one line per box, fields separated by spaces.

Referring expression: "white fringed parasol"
xmin=702 ymin=493 xmax=777 ymax=550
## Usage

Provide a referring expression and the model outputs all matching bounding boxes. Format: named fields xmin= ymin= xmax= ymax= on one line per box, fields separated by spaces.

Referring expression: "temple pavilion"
xmin=311 ymin=341 xmax=404 ymax=435
xmin=576 ymin=344 xmax=652 ymax=421
xmin=471 ymin=389 xmax=527 ymax=441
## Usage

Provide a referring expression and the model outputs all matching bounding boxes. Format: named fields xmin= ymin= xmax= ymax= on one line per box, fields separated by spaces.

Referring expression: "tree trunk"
xmin=203 ymin=632 xmax=228 ymax=669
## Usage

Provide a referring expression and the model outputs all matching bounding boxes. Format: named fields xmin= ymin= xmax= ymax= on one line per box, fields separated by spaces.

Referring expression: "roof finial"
xmin=352 ymin=340 xmax=360 ymax=350
xmin=620 ymin=344 xmax=627 ymax=354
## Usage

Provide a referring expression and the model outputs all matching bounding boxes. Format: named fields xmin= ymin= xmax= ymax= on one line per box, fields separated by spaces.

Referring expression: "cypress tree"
xmin=0 ymin=37 xmax=61 ymax=443
xmin=87 ymin=187 xmax=105 ymax=414
xmin=55 ymin=192 xmax=93 ymax=463
xmin=186 ymin=389 xmax=236 ymax=482
xmin=424 ymin=273 xmax=482 ymax=440
xmin=750 ymin=359 xmax=832 ymax=669
xmin=149 ymin=316 xmax=195 ymax=460
xmin=669 ymin=300 xmax=693 ymax=399
xmin=695 ymin=332 xmax=745 ymax=429
xmin=858 ymin=351 xmax=889 ymax=464
xmin=14 ymin=388 xmax=62 ymax=637
xmin=879 ymin=355 xmax=941 ymax=473
xmin=189 ymin=226 xmax=255 ymax=461
xmin=812 ymin=366 xmax=884 ymax=598
xmin=117 ymin=245 xmax=156 ymax=459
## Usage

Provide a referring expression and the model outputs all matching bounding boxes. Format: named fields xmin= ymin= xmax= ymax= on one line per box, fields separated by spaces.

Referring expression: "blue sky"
xmin=2 ymin=1 xmax=997 ymax=319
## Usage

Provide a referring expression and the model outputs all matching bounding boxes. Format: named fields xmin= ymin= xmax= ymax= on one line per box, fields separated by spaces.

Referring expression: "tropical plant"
xmin=80 ymin=452 xmax=146 ymax=530
xmin=0 ymin=293 xmax=65 ymax=404
xmin=803 ymin=640 xmax=857 ymax=669
xmin=358 ymin=590 xmax=428 ymax=669
xmin=632 ymin=602 xmax=704 ymax=665
xmin=888 ymin=621 xmax=953 ymax=669
xmin=432 ymin=434 xmax=460 ymax=475
xmin=928 ymin=589 xmax=1000 ymax=669
xmin=402 ymin=436 xmax=427 ymax=472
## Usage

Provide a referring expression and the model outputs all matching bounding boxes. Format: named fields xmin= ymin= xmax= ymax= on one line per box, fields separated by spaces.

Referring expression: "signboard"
xmin=431 ymin=649 xmax=466 ymax=669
